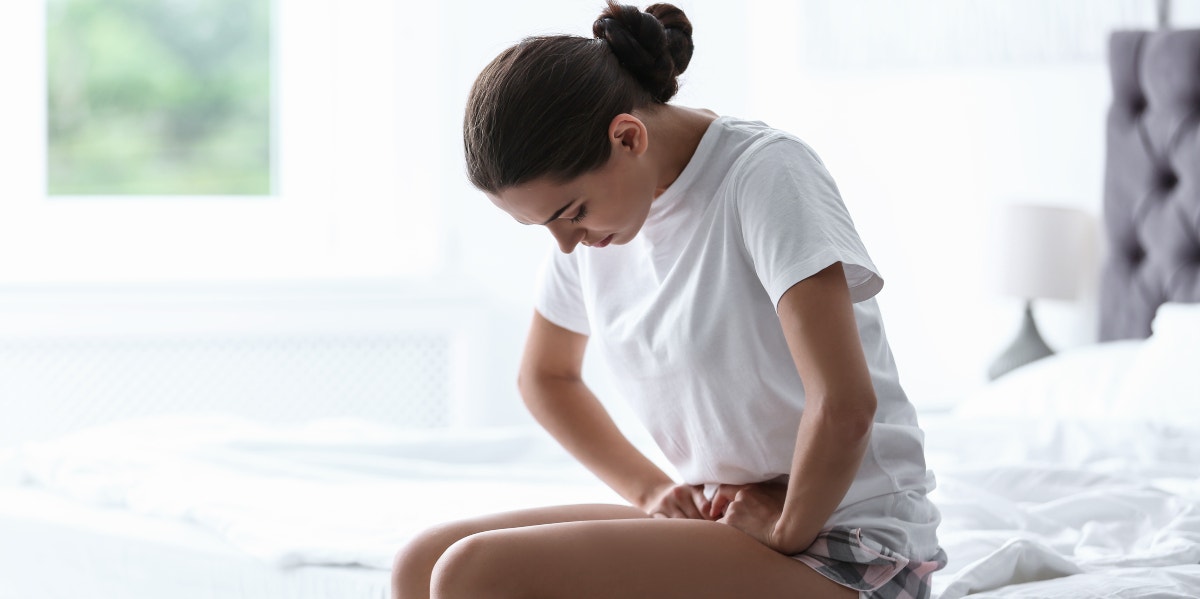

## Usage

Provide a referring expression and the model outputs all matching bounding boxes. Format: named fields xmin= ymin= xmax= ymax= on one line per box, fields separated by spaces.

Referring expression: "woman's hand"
xmin=640 ymin=482 xmax=711 ymax=519
xmin=710 ymin=481 xmax=797 ymax=553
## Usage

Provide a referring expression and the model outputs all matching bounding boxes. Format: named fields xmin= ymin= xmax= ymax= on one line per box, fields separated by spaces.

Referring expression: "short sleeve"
xmin=734 ymin=136 xmax=883 ymax=307
xmin=533 ymin=245 xmax=591 ymax=336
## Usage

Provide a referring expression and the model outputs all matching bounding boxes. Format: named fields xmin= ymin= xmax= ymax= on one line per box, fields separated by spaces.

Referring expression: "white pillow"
xmin=1111 ymin=303 xmax=1200 ymax=428
xmin=954 ymin=340 xmax=1144 ymax=420
xmin=1149 ymin=301 xmax=1200 ymax=338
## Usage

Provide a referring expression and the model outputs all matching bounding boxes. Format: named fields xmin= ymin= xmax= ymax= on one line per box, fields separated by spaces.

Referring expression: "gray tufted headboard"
xmin=1100 ymin=29 xmax=1200 ymax=341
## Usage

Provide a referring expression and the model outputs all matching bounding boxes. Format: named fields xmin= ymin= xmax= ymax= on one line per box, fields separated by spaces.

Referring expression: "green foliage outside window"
xmin=47 ymin=0 xmax=271 ymax=195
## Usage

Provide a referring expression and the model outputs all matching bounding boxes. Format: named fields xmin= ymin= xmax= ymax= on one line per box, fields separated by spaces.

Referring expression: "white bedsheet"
xmin=7 ymin=413 xmax=1200 ymax=598
xmin=922 ymin=414 xmax=1200 ymax=598
xmin=0 ymin=484 xmax=390 ymax=599
xmin=7 ymin=415 xmax=622 ymax=569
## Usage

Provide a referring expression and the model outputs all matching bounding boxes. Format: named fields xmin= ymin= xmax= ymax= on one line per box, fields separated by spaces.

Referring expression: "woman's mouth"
xmin=592 ymin=234 xmax=614 ymax=248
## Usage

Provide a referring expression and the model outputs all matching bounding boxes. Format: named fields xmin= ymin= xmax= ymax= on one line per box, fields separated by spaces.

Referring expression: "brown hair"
xmin=463 ymin=2 xmax=694 ymax=194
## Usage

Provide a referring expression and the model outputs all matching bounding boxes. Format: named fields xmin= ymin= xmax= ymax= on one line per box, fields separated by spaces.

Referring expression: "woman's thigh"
xmin=432 ymin=517 xmax=858 ymax=599
xmin=393 ymin=503 xmax=649 ymax=599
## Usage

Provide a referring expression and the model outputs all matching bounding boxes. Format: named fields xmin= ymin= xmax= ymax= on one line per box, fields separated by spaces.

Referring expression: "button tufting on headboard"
xmin=1157 ymin=169 xmax=1178 ymax=191
xmin=1100 ymin=29 xmax=1200 ymax=341
xmin=1128 ymin=243 xmax=1145 ymax=265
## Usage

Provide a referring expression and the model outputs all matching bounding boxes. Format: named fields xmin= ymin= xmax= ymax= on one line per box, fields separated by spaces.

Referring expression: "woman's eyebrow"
xmin=538 ymin=199 xmax=578 ymax=225
xmin=508 ymin=198 xmax=578 ymax=225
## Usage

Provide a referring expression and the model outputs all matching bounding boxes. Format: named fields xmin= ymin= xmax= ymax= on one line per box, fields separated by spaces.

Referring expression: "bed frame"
xmin=1099 ymin=28 xmax=1200 ymax=340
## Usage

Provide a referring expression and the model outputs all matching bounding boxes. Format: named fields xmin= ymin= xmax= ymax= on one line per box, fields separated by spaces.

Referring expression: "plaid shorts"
xmin=792 ymin=527 xmax=947 ymax=599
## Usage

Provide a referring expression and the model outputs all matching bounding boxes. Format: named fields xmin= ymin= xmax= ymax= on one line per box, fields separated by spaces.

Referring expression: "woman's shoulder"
xmin=709 ymin=123 xmax=830 ymax=198
xmin=711 ymin=117 xmax=825 ymax=173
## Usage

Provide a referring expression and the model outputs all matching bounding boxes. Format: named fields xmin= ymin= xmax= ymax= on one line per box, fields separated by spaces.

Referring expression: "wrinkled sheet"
xmin=8 ymin=413 xmax=1200 ymax=598
xmin=922 ymin=414 xmax=1200 ymax=598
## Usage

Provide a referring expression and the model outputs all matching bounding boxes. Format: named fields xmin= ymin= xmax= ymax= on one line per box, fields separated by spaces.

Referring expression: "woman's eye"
xmin=569 ymin=205 xmax=588 ymax=223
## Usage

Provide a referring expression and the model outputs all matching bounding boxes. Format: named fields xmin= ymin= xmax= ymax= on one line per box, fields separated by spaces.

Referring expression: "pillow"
xmin=1111 ymin=303 xmax=1200 ymax=428
xmin=954 ymin=340 xmax=1144 ymax=420
xmin=1148 ymin=301 xmax=1200 ymax=339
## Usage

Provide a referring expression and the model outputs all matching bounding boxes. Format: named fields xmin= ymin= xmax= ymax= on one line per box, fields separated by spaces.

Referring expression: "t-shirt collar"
xmin=646 ymin=115 xmax=727 ymax=220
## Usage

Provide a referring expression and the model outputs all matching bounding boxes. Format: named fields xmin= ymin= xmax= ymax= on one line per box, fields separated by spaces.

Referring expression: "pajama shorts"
xmin=792 ymin=527 xmax=947 ymax=599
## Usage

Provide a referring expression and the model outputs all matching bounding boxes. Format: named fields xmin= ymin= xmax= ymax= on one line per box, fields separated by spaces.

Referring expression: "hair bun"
xmin=593 ymin=1 xmax=694 ymax=103
xmin=646 ymin=4 xmax=693 ymax=73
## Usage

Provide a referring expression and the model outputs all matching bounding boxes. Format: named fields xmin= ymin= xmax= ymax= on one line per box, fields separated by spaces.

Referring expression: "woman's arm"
xmin=519 ymin=311 xmax=709 ymax=518
xmin=712 ymin=262 xmax=877 ymax=554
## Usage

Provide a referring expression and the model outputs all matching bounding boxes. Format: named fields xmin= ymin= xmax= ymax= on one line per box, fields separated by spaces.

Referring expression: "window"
xmin=0 ymin=1 xmax=442 ymax=283
xmin=46 ymin=0 xmax=272 ymax=196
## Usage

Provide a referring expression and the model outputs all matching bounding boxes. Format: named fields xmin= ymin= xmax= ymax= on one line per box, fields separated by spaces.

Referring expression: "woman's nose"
xmin=549 ymin=223 xmax=585 ymax=254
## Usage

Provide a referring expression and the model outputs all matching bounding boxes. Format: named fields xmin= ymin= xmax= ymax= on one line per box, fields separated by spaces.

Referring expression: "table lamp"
xmin=988 ymin=204 xmax=1092 ymax=380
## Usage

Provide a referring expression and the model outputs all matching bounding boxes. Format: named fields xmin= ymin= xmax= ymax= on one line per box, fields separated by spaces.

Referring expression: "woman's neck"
xmin=637 ymin=105 xmax=718 ymax=197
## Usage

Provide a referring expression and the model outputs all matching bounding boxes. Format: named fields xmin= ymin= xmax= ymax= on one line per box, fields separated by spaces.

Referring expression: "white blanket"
xmin=9 ymin=413 xmax=1200 ymax=598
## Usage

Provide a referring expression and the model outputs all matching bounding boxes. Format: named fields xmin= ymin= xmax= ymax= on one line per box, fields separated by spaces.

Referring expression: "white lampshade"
xmin=995 ymin=204 xmax=1093 ymax=301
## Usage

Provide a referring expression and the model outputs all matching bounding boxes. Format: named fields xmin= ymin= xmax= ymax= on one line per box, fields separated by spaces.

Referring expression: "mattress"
xmin=0 ymin=485 xmax=388 ymax=599
xmin=0 ymin=418 xmax=623 ymax=598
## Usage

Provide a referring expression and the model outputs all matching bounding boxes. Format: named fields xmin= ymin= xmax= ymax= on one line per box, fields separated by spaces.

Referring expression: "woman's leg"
xmin=392 ymin=503 xmax=648 ymax=599
xmin=431 ymin=517 xmax=858 ymax=599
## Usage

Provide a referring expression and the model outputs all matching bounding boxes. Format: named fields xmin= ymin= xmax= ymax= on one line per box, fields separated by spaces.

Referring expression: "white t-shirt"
xmin=534 ymin=116 xmax=940 ymax=559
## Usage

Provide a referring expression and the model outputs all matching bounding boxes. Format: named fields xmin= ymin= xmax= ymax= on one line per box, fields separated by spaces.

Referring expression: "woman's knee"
xmin=392 ymin=524 xmax=470 ymax=597
xmin=430 ymin=530 xmax=521 ymax=598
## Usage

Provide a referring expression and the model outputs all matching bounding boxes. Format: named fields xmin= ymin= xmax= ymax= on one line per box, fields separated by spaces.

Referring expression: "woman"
xmin=393 ymin=3 xmax=945 ymax=597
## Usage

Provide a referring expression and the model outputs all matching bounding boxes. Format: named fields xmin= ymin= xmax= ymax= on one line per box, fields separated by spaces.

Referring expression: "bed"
xmin=0 ymin=418 xmax=623 ymax=598
xmin=3 ymin=27 xmax=1200 ymax=598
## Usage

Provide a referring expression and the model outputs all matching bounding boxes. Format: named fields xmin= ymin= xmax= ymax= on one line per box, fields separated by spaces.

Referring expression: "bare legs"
xmin=393 ymin=504 xmax=645 ymax=599
xmin=392 ymin=504 xmax=856 ymax=599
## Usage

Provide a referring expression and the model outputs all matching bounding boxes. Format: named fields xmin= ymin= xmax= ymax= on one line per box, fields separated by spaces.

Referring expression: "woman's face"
xmin=487 ymin=115 xmax=658 ymax=254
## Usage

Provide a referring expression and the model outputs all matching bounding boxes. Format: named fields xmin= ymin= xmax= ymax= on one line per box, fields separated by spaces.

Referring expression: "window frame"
xmin=0 ymin=0 xmax=442 ymax=284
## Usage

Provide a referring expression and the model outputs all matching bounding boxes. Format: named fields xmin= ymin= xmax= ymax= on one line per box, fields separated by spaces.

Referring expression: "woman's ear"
xmin=608 ymin=113 xmax=648 ymax=156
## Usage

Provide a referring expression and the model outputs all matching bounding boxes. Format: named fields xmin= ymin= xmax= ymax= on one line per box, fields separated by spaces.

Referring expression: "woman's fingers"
xmin=714 ymin=484 xmax=789 ymax=551
xmin=690 ymin=485 xmax=712 ymax=519
xmin=707 ymin=484 xmax=744 ymax=520
xmin=668 ymin=485 xmax=704 ymax=519
xmin=650 ymin=483 xmax=764 ymax=521
xmin=648 ymin=483 xmax=712 ymax=519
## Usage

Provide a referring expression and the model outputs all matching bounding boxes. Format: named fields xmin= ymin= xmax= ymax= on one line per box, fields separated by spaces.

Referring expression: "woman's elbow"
xmin=815 ymin=391 xmax=877 ymax=441
xmin=515 ymin=368 xmax=574 ymax=413
xmin=516 ymin=369 xmax=544 ymax=409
